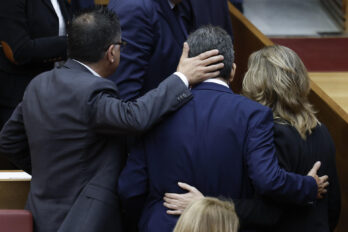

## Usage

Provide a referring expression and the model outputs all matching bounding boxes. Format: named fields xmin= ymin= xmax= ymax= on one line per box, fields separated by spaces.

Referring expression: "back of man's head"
xmin=67 ymin=7 xmax=121 ymax=63
xmin=187 ymin=26 xmax=234 ymax=81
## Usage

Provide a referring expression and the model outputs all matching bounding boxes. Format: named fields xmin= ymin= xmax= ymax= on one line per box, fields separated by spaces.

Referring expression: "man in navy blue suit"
xmin=71 ymin=0 xmax=95 ymax=13
xmin=108 ymin=0 xmax=234 ymax=101
xmin=118 ymin=26 xmax=327 ymax=232
xmin=108 ymin=0 xmax=188 ymax=101
xmin=180 ymin=0 xmax=233 ymax=37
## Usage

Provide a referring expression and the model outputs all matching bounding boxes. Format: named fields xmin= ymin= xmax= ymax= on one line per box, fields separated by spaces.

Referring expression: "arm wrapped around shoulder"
xmin=88 ymin=75 xmax=192 ymax=135
xmin=245 ymin=107 xmax=317 ymax=204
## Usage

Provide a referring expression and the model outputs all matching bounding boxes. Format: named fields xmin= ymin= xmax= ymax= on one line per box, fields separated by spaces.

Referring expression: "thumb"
xmin=181 ymin=42 xmax=189 ymax=59
xmin=308 ymin=161 xmax=321 ymax=176
xmin=178 ymin=182 xmax=194 ymax=192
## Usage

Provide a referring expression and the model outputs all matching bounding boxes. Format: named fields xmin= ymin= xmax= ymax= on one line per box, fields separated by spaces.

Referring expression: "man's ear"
xmin=229 ymin=63 xmax=237 ymax=83
xmin=106 ymin=45 xmax=117 ymax=64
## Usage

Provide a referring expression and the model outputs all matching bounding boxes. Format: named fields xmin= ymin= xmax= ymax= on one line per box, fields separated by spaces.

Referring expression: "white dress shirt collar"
xmin=204 ymin=78 xmax=229 ymax=88
xmin=50 ymin=0 xmax=66 ymax=36
xmin=168 ymin=0 xmax=175 ymax=9
xmin=73 ymin=59 xmax=102 ymax=78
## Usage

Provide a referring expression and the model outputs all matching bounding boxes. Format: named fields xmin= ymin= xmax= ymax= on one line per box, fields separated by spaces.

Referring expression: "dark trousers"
xmin=0 ymin=105 xmax=14 ymax=130
xmin=0 ymin=105 xmax=17 ymax=169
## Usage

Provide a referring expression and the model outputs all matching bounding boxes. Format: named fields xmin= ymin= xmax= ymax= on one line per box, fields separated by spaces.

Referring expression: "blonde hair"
xmin=242 ymin=45 xmax=319 ymax=139
xmin=173 ymin=197 xmax=239 ymax=232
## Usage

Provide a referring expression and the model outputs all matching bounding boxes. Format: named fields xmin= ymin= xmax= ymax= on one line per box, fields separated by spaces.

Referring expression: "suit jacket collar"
xmin=42 ymin=0 xmax=72 ymax=24
xmin=63 ymin=59 xmax=94 ymax=75
xmin=58 ymin=0 xmax=73 ymax=23
xmin=155 ymin=0 xmax=187 ymax=46
xmin=193 ymin=82 xmax=234 ymax=94
xmin=42 ymin=0 xmax=55 ymax=14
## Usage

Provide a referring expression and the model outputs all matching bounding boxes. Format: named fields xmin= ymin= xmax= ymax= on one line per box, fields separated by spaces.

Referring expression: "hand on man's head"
xmin=177 ymin=42 xmax=224 ymax=86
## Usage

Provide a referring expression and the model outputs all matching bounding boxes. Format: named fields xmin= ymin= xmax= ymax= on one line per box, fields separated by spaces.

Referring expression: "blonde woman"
xmin=241 ymin=45 xmax=340 ymax=231
xmin=165 ymin=45 xmax=340 ymax=232
xmin=174 ymin=197 xmax=239 ymax=232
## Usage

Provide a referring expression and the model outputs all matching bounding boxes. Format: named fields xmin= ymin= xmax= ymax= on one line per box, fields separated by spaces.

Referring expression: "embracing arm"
xmin=0 ymin=103 xmax=31 ymax=173
xmin=245 ymin=108 xmax=328 ymax=204
xmin=163 ymin=182 xmax=283 ymax=229
xmin=89 ymin=74 xmax=192 ymax=135
xmin=89 ymin=44 xmax=223 ymax=135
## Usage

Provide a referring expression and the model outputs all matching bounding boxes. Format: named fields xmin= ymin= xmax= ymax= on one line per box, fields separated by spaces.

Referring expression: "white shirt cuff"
xmin=174 ymin=72 xmax=189 ymax=88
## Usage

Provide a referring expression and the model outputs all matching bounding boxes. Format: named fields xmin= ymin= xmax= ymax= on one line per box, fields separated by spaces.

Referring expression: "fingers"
xmin=197 ymin=49 xmax=220 ymax=61
xmin=321 ymin=181 xmax=329 ymax=188
xmin=308 ymin=161 xmax=321 ymax=176
xmin=316 ymin=174 xmax=329 ymax=199
xmin=177 ymin=182 xmax=196 ymax=192
xmin=180 ymin=42 xmax=189 ymax=59
xmin=202 ymin=71 xmax=220 ymax=79
xmin=312 ymin=161 xmax=321 ymax=172
xmin=200 ymin=54 xmax=224 ymax=66
xmin=166 ymin=209 xmax=183 ymax=215
xmin=319 ymin=175 xmax=329 ymax=183
xmin=177 ymin=48 xmax=223 ymax=84
xmin=321 ymin=189 xmax=328 ymax=194
xmin=163 ymin=197 xmax=186 ymax=215
xmin=163 ymin=199 xmax=180 ymax=210
xmin=203 ymin=63 xmax=224 ymax=73
xmin=163 ymin=196 xmax=181 ymax=206
xmin=165 ymin=193 xmax=181 ymax=199
xmin=317 ymin=188 xmax=328 ymax=199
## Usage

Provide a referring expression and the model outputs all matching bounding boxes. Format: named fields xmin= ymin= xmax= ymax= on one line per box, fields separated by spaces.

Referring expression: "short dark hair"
xmin=187 ymin=26 xmax=234 ymax=80
xmin=67 ymin=7 xmax=121 ymax=63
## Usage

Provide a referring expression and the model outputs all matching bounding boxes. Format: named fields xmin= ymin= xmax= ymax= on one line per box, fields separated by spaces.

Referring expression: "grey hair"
xmin=186 ymin=25 xmax=234 ymax=80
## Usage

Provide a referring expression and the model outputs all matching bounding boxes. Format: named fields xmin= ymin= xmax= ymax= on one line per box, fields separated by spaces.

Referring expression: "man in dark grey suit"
xmin=0 ymin=8 xmax=223 ymax=232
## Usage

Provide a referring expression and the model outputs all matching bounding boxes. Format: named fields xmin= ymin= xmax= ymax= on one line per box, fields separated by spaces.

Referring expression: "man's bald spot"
xmin=75 ymin=13 xmax=96 ymax=26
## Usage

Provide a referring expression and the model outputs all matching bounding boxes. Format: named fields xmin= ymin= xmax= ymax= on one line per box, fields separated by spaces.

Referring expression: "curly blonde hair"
xmin=242 ymin=45 xmax=318 ymax=139
xmin=173 ymin=197 xmax=239 ymax=232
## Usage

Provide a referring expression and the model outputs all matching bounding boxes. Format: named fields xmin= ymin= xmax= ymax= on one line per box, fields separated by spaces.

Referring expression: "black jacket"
xmin=0 ymin=0 xmax=72 ymax=107
xmin=235 ymin=123 xmax=341 ymax=232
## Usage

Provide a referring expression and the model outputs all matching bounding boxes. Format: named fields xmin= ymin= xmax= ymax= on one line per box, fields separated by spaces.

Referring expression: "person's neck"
xmin=214 ymin=77 xmax=228 ymax=84
xmin=168 ymin=0 xmax=176 ymax=8
xmin=84 ymin=62 xmax=109 ymax=78
xmin=203 ymin=77 xmax=230 ymax=88
xmin=217 ymin=77 xmax=228 ymax=83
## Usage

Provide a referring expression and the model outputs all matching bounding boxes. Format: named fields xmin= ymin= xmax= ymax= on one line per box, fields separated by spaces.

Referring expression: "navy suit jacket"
xmin=0 ymin=59 xmax=192 ymax=232
xmin=71 ymin=0 xmax=95 ymax=13
xmin=181 ymin=0 xmax=233 ymax=37
xmin=118 ymin=82 xmax=317 ymax=232
xmin=108 ymin=0 xmax=187 ymax=100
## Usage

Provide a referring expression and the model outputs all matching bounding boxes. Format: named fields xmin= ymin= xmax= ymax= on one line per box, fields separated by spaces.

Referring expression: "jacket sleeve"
xmin=89 ymin=74 xmax=192 ymax=135
xmin=245 ymin=108 xmax=317 ymax=204
xmin=0 ymin=0 xmax=67 ymax=65
xmin=108 ymin=0 xmax=155 ymax=100
xmin=0 ymin=103 xmax=31 ymax=173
